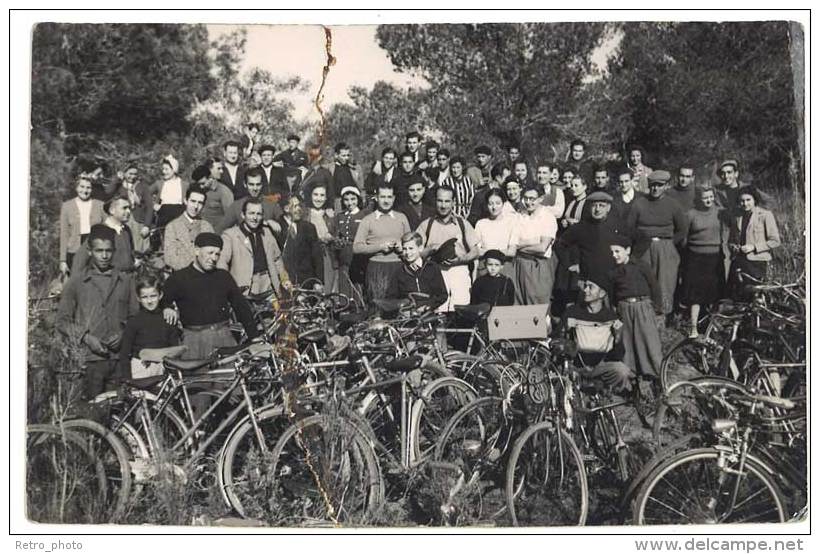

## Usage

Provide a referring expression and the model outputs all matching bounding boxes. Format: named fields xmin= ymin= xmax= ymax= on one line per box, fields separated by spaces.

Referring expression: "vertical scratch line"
xmin=314 ymin=26 xmax=336 ymax=147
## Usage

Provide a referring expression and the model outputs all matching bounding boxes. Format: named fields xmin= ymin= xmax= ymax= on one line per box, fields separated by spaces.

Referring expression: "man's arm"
xmin=217 ymin=232 xmax=233 ymax=271
xmin=671 ymin=202 xmax=688 ymax=245
xmin=225 ymin=272 xmax=259 ymax=340
xmin=352 ymin=217 xmax=384 ymax=255
xmin=636 ymin=259 xmax=663 ymax=313
xmin=56 ymin=277 xmax=82 ymax=340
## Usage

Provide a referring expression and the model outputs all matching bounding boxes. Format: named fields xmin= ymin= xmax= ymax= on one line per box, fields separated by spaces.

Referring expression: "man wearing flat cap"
xmin=163 ymin=232 xmax=259 ymax=358
xmin=626 ymin=170 xmax=687 ymax=318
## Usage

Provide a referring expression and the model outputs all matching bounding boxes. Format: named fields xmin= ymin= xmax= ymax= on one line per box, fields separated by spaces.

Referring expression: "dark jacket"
xmin=555 ymin=215 xmax=649 ymax=277
xmin=397 ymin=201 xmax=436 ymax=231
xmin=273 ymin=218 xmax=324 ymax=285
xmin=386 ymin=260 xmax=448 ymax=311
xmin=219 ymin=162 xmax=248 ymax=200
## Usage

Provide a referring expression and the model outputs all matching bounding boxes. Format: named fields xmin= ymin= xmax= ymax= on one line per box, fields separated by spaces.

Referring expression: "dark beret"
xmin=474 ymin=145 xmax=492 ymax=156
xmin=582 ymin=271 xmax=612 ymax=297
xmin=482 ymin=249 xmax=506 ymax=263
xmin=609 ymin=233 xmax=632 ymax=248
xmin=648 ymin=170 xmax=671 ymax=185
xmin=587 ymin=191 xmax=613 ymax=203
xmin=88 ymin=224 xmax=116 ymax=244
xmin=258 ymin=144 xmax=276 ymax=155
xmin=194 ymin=232 xmax=223 ymax=249
xmin=287 ymin=134 xmax=301 ymax=142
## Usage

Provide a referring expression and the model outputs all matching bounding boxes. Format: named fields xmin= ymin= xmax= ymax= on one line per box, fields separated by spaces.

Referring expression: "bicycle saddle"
xmin=385 ymin=355 xmax=423 ymax=373
xmin=454 ymin=303 xmax=492 ymax=323
xmin=164 ymin=358 xmax=212 ymax=372
xmin=124 ymin=374 xmax=166 ymax=390
xmin=138 ymin=345 xmax=188 ymax=364
xmin=246 ymin=289 xmax=275 ymax=303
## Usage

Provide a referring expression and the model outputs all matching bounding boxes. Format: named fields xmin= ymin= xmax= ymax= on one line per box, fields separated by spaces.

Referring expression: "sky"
xmin=207 ymin=24 xmax=427 ymax=122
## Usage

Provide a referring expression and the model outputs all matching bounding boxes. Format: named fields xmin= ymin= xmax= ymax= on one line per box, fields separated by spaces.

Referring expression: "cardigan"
xmin=59 ymin=198 xmax=105 ymax=263
xmin=728 ymin=207 xmax=781 ymax=262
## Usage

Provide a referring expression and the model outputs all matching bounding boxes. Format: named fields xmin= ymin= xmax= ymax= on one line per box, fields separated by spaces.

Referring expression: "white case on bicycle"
xmin=487 ymin=304 xmax=551 ymax=341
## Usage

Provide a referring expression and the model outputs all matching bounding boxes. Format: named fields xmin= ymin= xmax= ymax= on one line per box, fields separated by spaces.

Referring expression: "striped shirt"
xmin=443 ymin=175 xmax=474 ymax=219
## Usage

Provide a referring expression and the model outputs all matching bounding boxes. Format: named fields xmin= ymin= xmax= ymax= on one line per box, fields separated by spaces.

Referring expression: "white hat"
xmin=162 ymin=154 xmax=179 ymax=175
xmin=340 ymin=186 xmax=362 ymax=198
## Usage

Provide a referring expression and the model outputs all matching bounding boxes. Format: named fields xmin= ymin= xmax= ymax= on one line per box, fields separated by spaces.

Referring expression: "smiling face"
xmin=184 ymin=191 xmax=206 ymax=219
xmin=382 ymin=151 xmax=397 ymax=170
xmin=739 ymin=192 xmax=756 ymax=212
xmin=261 ymin=150 xmax=274 ymax=166
xmin=336 ymin=148 xmax=351 ymax=165
xmin=562 ymin=170 xmax=575 ymax=187
xmin=523 ymin=189 xmax=540 ymax=214
xmin=245 ymin=175 xmax=263 ymax=198
xmin=287 ymin=197 xmax=303 ymax=221
xmin=311 ymin=186 xmax=327 ymax=210
xmin=505 ymin=181 xmax=521 ymax=202
xmin=610 ymin=244 xmax=630 ymax=265
xmin=582 ymin=280 xmax=606 ymax=303
xmin=514 ymin=163 xmax=528 ymax=182
xmin=124 ymin=167 xmax=138 ymax=183
xmin=550 ymin=168 xmax=561 ymax=184
xmin=377 ymin=187 xmax=395 ymax=211
xmin=720 ymin=165 xmax=738 ymax=187
xmin=76 ymin=178 xmax=92 ymax=200
xmin=88 ymin=238 xmax=114 ymax=271
xmin=161 ymin=162 xmax=174 ymax=180
xmin=342 ymin=192 xmax=360 ymax=211
xmin=401 ymin=238 xmax=422 ymax=264
xmin=224 ymin=145 xmax=239 ymax=164
xmin=699 ymin=189 xmax=715 ymax=208
xmin=450 ymin=161 xmax=464 ymax=178
xmin=243 ymin=202 xmax=264 ymax=230
xmin=629 ymin=149 xmax=643 ymax=167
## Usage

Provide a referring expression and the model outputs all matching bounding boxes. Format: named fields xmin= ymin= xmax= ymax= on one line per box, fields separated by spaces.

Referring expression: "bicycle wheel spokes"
xmin=661 ymin=339 xmax=724 ymax=391
xmin=506 ymin=422 xmax=588 ymax=526
xmin=412 ymin=377 xmax=477 ymax=463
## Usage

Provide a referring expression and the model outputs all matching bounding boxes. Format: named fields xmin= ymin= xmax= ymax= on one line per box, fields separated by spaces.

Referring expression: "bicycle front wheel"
xmin=633 ymin=448 xmax=787 ymax=524
xmin=410 ymin=376 xmax=478 ymax=463
xmin=505 ymin=420 xmax=588 ymax=526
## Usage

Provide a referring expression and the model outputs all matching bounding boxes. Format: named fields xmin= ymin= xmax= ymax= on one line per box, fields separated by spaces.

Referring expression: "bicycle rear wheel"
xmin=505 ymin=420 xmax=588 ymax=526
xmin=633 ymin=448 xmax=787 ymax=524
xmin=660 ymin=338 xmax=724 ymax=392
xmin=410 ymin=376 xmax=477 ymax=463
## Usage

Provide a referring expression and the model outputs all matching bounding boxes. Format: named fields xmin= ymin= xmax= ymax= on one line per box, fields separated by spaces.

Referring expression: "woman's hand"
xmin=740 ymin=244 xmax=755 ymax=254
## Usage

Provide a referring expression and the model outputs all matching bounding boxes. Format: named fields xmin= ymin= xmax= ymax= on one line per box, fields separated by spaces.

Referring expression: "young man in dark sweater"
xmin=470 ymin=250 xmax=515 ymax=306
xmin=162 ymin=232 xmax=259 ymax=359
xmin=386 ymin=231 xmax=447 ymax=311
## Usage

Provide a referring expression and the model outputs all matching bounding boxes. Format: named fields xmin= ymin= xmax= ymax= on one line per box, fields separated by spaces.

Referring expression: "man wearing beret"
xmin=57 ymin=224 xmax=139 ymax=399
xmin=626 ymin=170 xmax=687 ymax=317
xmin=163 ymin=232 xmax=259 ymax=358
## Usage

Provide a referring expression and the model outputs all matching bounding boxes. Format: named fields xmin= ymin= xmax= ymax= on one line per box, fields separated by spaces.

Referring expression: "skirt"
xmin=617 ymin=298 xmax=662 ymax=378
xmin=681 ymin=250 xmax=725 ymax=305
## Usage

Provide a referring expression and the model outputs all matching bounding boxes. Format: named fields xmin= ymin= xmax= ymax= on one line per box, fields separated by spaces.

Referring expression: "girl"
xmin=151 ymin=155 xmax=187 ymax=227
xmin=307 ymin=183 xmax=339 ymax=292
xmin=334 ymin=186 xmax=369 ymax=301
xmin=474 ymin=188 xmax=518 ymax=279
xmin=59 ymin=177 xmax=105 ymax=275
xmin=727 ymin=187 xmax=781 ymax=300
xmin=627 ymin=145 xmax=652 ymax=195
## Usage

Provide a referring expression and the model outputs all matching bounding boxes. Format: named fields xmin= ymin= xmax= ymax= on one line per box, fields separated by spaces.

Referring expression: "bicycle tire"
xmin=505 ymin=420 xmax=588 ymax=526
xmin=660 ymin=338 xmax=724 ymax=392
xmin=409 ymin=376 xmax=478 ymax=464
xmin=633 ymin=447 xmax=787 ymax=524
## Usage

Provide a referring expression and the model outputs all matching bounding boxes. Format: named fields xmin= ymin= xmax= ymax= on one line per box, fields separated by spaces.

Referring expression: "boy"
xmin=608 ymin=235 xmax=663 ymax=378
xmin=470 ymin=250 xmax=515 ymax=306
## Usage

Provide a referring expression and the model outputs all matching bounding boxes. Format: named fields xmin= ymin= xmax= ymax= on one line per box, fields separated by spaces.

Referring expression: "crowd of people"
xmin=55 ymin=127 xmax=783 ymax=399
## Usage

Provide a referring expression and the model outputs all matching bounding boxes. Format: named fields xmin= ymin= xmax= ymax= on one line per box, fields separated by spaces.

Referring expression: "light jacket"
xmin=217 ymin=224 xmax=290 ymax=293
xmin=163 ymin=214 xmax=214 ymax=271
xmin=729 ymin=206 xmax=781 ymax=262
xmin=59 ymin=198 xmax=105 ymax=262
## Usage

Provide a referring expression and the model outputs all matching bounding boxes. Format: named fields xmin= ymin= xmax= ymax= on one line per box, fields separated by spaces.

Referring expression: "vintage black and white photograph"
xmin=20 ymin=13 xmax=807 ymax=530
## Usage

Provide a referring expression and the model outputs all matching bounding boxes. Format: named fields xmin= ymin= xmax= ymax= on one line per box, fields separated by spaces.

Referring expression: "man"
xmin=218 ymin=197 xmax=291 ymax=295
xmin=567 ymin=138 xmax=595 ymax=185
xmin=398 ymin=176 xmax=436 ymax=230
xmin=666 ymin=164 xmax=697 ymax=212
xmin=199 ymin=159 xmax=235 ymax=230
xmin=435 ymin=148 xmax=451 ymax=187
xmin=162 ymin=232 xmax=259 ymax=359
xmin=417 ymin=186 xmax=480 ymax=312
xmin=257 ymin=144 xmax=277 ymax=196
xmin=467 ymin=162 xmax=510 ymax=225
xmin=164 ymin=184 xmax=214 ymax=271
xmin=392 ymin=151 xmax=421 ymax=206
xmin=561 ymin=273 xmax=634 ymax=393
xmin=421 ymin=140 xmax=441 ymax=188
xmin=217 ymin=167 xmax=283 ymax=234
xmin=272 ymin=133 xmax=309 ymax=192
xmin=626 ymin=170 xmax=687 ymax=317
xmin=70 ymin=196 xmax=143 ymax=274
xmin=330 ymin=142 xmax=361 ymax=212
xmin=241 ymin=123 xmax=260 ymax=159
xmin=114 ymin=163 xmax=153 ymax=226
xmin=365 ymin=148 xmax=398 ymax=201
xmin=466 ymin=145 xmax=493 ymax=189
xmin=536 ymin=163 xmax=566 ymax=220
xmin=611 ymin=166 xmax=642 ymax=223
xmin=555 ymin=190 xmax=646 ymax=285
xmin=514 ymin=186 xmax=559 ymax=306
xmin=273 ymin=195 xmax=324 ymax=286
xmin=386 ymin=231 xmax=448 ymax=312
xmin=57 ymin=224 xmax=139 ymax=399
xmin=219 ymin=140 xmax=248 ymax=200
xmin=353 ymin=184 xmax=410 ymax=300
xmin=592 ymin=165 xmax=614 ymax=194
xmin=405 ymin=131 xmax=425 ymax=167
xmin=441 ymin=156 xmax=474 ymax=220
xmin=505 ymin=142 xmax=524 ymax=169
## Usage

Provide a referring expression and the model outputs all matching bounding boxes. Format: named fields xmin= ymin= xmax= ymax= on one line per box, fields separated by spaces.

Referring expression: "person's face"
xmin=161 ymin=162 xmax=174 ymax=180
xmin=401 ymin=156 xmax=415 ymax=173
xmin=124 ymin=167 xmax=138 ymax=183
xmin=247 ymin=127 xmax=259 ymax=139
xmin=195 ymin=246 xmax=221 ymax=272
xmin=436 ymin=189 xmax=454 ymax=217
xmin=382 ymin=152 xmax=397 ymax=170
xmin=506 ymin=182 xmax=521 ymax=201
xmin=261 ymin=151 xmax=274 ymax=166
xmin=550 ymin=168 xmax=560 ymax=184
xmin=407 ymin=182 xmax=425 ymax=204
xmin=437 ymin=154 xmax=449 ymax=170
xmin=536 ymin=167 xmax=550 ymax=185
xmin=342 ymin=192 xmax=359 ymax=211
xmin=450 ymin=161 xmax=464 ymax=178
xmin=571 ymin=144 xmax=585 ymax=161
xmin=514 ymin=163 xmax=528 ymax=181
xmin=594 ymin=171 xmax=609 ymax=189
xmin=243 ymin=203 xmax=264 ymax=229
xmin=185 ymin=192 xmax=206 ymax=218
xmin=523 ymin=190 xmax=540 ymax=213
xmin=401 ymin=239 xmax=421 ymax=264
xmin=485 ymin=258 xmax=503 ymax=277
xmin=406 ymin=137 xmax=420 ymax=153
xmin=508 ymin=147 xmax=520 ymax=161
xmin=739 ymin=193 xmax=756 ymax=212
xmin=590 ymin=201 xmax=611 ymax=221
xmin=562 ymin=171 xmax=575 ymax=186
xmin=678 ymin=168 xmax=695 ymax=189
xmin=86 ymin=238 xmax=114 ymax=270
xmin=720 ymin=165 xmax=737 ymax=186
xmin=336 ymin=149 xmax=351 ymax=165
xmin=209 ymin=162 xmax=223 ymax=180
xmin=311 ymin=187 xmax=327 ymax=209
xmin=582 ymin=280 xmax=605 ymax=303
xmin=138 ymin=287 xmax=162 ymax=312
xmin=618 ymin=174 xmax=633 ymax=193
xmin=87 ymin=167 xmax=104 ymax=184
xmin=700 ymin=190 xmax=715 ymax=208
xmin=427 ymin=147 xmax=438 ymax=162
xmin=648 ymin=181 xmax=667 ymax=199
xmin=570 ymin=178 xmax=587 ymax=198
xmin=377 ymin=188 xmax=395 ymax=211
xmin=287 ymin=139 xmax=298 ymax=151
xmin=476 ymin=153 xmax=491 ymax=167
xmin=287 ymin=198 xmax=303 ymax=221
xmin=610 ymin=245 xmax=630 ymax=265
xmin=629 ymin=149 xmax=643 ymax=166
xmin=110 ymin=199 xmax=131 ymax=223
xmin=76 ymin=179 xmax=92 ymax=200
xmin=487 ymin=195 xmax=504 ymax=218
xmin=247 ymin=156 xmax=260 ymax=169
xmin=224 ymin=145 xmax=239 ymax=164
xmin=246 ymin=176 xmax=263 ymax=198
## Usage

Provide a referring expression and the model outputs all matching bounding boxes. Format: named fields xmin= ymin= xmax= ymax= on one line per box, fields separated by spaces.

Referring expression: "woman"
xmin=150 ymin=155 xmax=188 ymax=227
xmin=59 ymin=177 xmax=105 ymax=274
xmin=627 ymin=145 xmax=652 ymax=195
xmin=503 ymin=177 xmax=525 ymax=213
xmin=727 ymin=187 xmax=781 ymax=300
xmin=681 ymin=185 xmax=727 ymax=338
xmin=474 ymin=188 xmax=519 ymax=279
xmin=334 ymin=186 xmax=369 ymax=302
xmin=306 ymin=183 xmax=339 ymax=293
